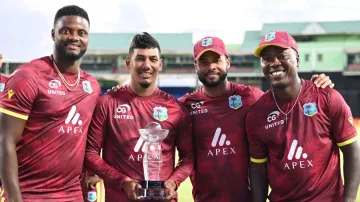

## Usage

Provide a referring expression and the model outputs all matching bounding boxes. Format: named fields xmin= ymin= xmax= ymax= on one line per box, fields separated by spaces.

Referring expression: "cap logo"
xmin=264 ymin=31 xmax=276 ymax=42
xmin=201 ymin=38 xmax=213 ymax=46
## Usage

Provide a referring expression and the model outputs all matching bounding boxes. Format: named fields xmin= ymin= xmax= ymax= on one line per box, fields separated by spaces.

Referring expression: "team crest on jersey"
xmin=87 ymin=191 xmax=97 ymax=202
xmin=82 ymin=81 xmax=93 ymax=94
xmin=0 ymin=83 xmax=5 ymax=92
xmin=264 ymin=31 xmax=276 ymax=42
xmin=303 ymin=102 xmax=318 ymax=117
xmin=153 ymin=106 xmax=168 ymax=121
xmin=229 ymin=95 xmax=242 ymax=109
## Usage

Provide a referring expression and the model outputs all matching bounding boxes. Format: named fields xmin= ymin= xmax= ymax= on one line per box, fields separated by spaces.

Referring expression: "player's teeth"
xmin=272 ymin=71 xmax=283 ymax=76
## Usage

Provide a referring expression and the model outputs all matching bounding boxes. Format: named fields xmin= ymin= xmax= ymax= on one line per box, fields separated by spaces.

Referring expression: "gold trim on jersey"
xmin=337 ymin=135 xmax=359 ymax=147
xmin=0 ymin=108 xmax=28 ymax=120
xmin=250 ymin=157 xmax=268 ymax=163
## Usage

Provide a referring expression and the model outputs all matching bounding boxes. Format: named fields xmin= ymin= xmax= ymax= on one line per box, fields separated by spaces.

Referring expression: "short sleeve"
xmin=250 ymin=87 xmax=265 ymax=101
xmin=0 ymin=67 xmax=38 ymax=120
xmin=246 ymin=110 xmax=268 ymax=163
xmin=328 ymin=90 xmax=358 ymax=147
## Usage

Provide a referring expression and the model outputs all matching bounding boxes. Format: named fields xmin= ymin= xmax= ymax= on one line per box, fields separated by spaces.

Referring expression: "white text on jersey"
xmin=189 ymin=101 xmax=208 ymax=115
xmin=114 ymin=104 xmax=134 ymax=120
xmin=207 ymin=127 xmax=236 ymax=157
xmin=58 ymin=105 xmax=83 ymax=134
xmin=284 ymin=139 xmax=313 ymax=170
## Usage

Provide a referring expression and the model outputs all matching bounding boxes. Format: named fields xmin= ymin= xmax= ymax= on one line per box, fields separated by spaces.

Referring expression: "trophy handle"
xmin=143 ymin=142 xmax=162 ymax=181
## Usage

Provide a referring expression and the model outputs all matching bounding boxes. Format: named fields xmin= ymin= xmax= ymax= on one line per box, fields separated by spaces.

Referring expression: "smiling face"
xmin=195 ymin=51 xmax=230 ymax=88
xmin=52 ymin=15 xmax=89 ymax=61
xmin=260 ymin=46 xmax=299 ymax=89
xmin=126 ymin=48 xmax=162 ymax=89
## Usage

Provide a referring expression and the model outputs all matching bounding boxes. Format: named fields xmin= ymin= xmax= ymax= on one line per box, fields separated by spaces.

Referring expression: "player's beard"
xmin=198 ymin=71 xmax=227 ymax=88
xmin=56 ymin=43 xmax=87 ymax=61
xmin=139 ymin=81 xmax=151 ymax=89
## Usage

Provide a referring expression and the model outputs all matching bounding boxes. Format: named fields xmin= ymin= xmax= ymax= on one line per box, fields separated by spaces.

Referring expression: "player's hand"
xmin=85 ymin=175 xmax=102 ymax=189
xmin=122 ymin=178 xmax=142 ymax=200
xmin=311 ymin=73 xmax=335 ymax=89
xmin=164 ymin=179 xmax=177 ymax=201
xmin=106 ymin=85 xmax=121 ymax=93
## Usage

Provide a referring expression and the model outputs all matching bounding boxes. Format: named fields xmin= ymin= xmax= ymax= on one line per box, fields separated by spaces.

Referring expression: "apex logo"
xmin=287 ymin=139 xmax=308 ymax=160
xmin=58 ymin=105 xmax=83 ymax=134
xmin=207 ymin=127 xmax=235 ymax=157
xmin=65 ymin=105 xmax=83 ymax=126
xmin=284 ymin=140 xmax=313 ymax=170
xmin=211 ymin=127 xmax=231 ymax=147
xmin=129 ymin=137 xmax=160 ymax=162
xmin=133 ymin=137 xmax=146 ymax=153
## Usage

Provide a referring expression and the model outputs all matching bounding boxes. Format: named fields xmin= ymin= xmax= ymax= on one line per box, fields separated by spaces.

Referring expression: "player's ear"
xmin=194 ymin=60 xmax=198 ymax=73
xmin=125 ymin=56 xmax=131 ymax=70
xmin=226 ymin=56 xmax=231 ymax=70
xmin=297 ymin=54 xmax=300 ymax=68
xmin=159 ymin=58 xmax=163 ymax=72
xmin=51 ymin=29 xmax=55 ymax=41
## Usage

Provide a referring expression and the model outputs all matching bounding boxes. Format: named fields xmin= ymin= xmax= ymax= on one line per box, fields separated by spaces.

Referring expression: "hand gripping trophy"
xmin=137 ymin=122 xmax=170 ymax=199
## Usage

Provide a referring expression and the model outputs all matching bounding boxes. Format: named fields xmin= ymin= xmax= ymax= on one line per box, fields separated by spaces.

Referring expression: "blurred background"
xmin=1 ymin=0 xmax=359 ymax=201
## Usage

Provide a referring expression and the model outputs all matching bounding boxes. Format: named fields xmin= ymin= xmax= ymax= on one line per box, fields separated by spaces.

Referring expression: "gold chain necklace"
xmin=271 ymin=84 xmax=302 ymax=124
xmin=52 ymin=58 xmax=81 ymax=91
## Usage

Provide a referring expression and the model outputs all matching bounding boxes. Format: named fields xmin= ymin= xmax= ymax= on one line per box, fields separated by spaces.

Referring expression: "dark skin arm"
xmin=340 ymin=140 xmax=360 ymax=202
xmin=250 ymin=162 xmax=268 ymax=202
xmin=0 ymin=113 xmax=27 ymax=202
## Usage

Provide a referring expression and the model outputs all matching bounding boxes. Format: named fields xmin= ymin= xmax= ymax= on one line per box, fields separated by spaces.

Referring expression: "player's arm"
xmin=249 ymin=162 xmax=268 ymax=202
xmin=167 ymin=107 xmax=194 ymax=191
xmin=340 ymin=141 xmax=360 ymax=202
xmin=246 ymin=111 xmax=269 ymax=202
xmin=0 ymin=114 xmax=26 ymax=202
xmin=329 ymin=90 xmax=360 ymax=201
xmin=310 ymin=73 xmax=335 ymax=88
xmin=0 ymin=68 xmax=38 ymax=202
xmin=84 ymin=97 xmax=135 ymax=197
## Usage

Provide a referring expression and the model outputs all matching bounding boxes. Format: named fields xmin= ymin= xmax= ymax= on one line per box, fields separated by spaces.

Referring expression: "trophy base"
xmin=137 ymin=180 xmax=170 ymax=200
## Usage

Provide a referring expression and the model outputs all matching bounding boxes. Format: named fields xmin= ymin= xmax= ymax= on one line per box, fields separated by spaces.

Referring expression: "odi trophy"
xmin=137 ymin=122 xmax=170 ymax=199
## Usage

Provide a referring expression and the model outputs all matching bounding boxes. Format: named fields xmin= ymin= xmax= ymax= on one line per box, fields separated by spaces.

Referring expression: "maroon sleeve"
xmin=84 ymin=96 xmax=129 ymax=192
xmin=0 ymin=67 xmax=38 ymax=120
xmin=246 ymin=109 xmax=268 ymax=163
xmin=177 ymin=95 xmax=187 ymax=103
xmin=328 ymin=89 xmax=358 ymax=147
xmin=250 ymin=87 xmax=264 ymax=102
xmin=168 ymin=104 xmax=194 ymax=187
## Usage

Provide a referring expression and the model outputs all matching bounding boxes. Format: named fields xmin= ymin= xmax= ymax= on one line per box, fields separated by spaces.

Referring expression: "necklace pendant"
xmin=285 ymin=114 xmax=289 ymax=124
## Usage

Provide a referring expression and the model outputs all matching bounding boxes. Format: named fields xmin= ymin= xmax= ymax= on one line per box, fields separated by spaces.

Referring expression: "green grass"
xmin=177 ymin=178 xmax=194 ymax=202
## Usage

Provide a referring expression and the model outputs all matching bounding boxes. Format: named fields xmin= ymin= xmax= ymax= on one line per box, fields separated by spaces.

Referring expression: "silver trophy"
xmin=137 ymin=122 xmax=170 ymax=200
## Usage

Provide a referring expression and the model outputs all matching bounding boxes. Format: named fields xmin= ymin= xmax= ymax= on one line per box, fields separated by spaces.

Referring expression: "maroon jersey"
xmin=0 ymin=56 xmax=101 ymax=201
xmin=246 ymin=79 xmax=358 ymax=202
xmin=84 ymin=85 xmax=194 ymax=202
xmin=179 ymin=81 xmax=264 ymax=202
xmin=0 ymin=74 xmax=8 ymax=97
